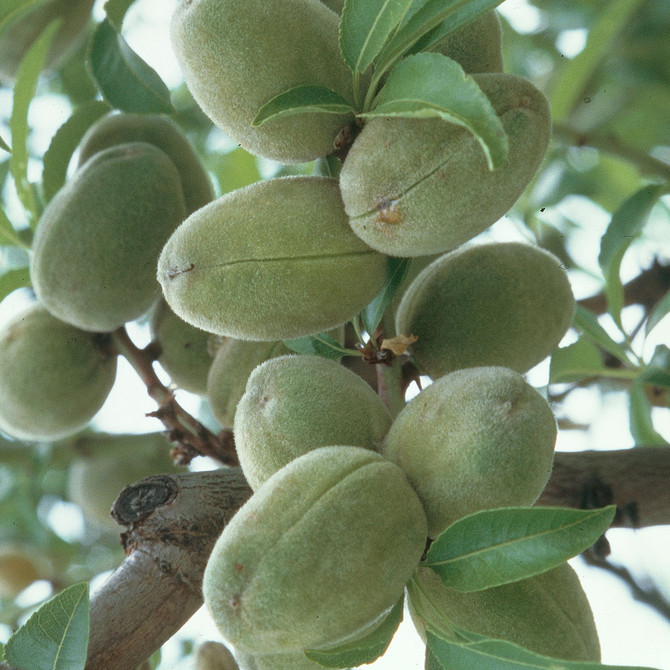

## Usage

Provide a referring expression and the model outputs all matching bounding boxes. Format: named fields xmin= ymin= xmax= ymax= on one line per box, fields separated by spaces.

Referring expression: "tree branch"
xmin=109 ymin=327 xmax=238 ymax=467
xmin=79 ymin=447 xmax=670 ymax=670
xmin=85 ymin=468 xmax=252 ymax=670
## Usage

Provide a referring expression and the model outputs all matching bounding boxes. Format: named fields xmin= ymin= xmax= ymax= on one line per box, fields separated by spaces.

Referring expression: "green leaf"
xmin=104 ymin=0 xmax=137 ymax=28
xmin=646 ymin=289 xmax=670 ymax=336
xmin=10 ymin=19 xmax=61 ymax=224
xmin=312 ymin=155 xmax=342 ymax=179
xmin=374 ymin=0 xmax=505 ymax=78
xmin=42 ymin=101 xmax=111 ymax=202
xmin=0 ymin=267 xmax=31 ymax=302
xmin=0 ymin=134 xmax=10 ymax=153
xmin=210 ymin=148 xmax=262 ymax=196
xmin=426 ymin=630 xmax=661 ymax=670
xmin=424 ymin=506 xmax=616 ymax=592
xmin=88 ymin=18 xmax=174 ymax=114
xmin=339 ymin=0 xmax=415 ymax=74
xmin=550 ymin=0 xmax=646 ymax=123
xmin=0 ymin=207 xmax=29 ymax=248
xmin=361 ymin=256 xmax=410 ymax=335
xmin=305 ymin=595 xmax=404 ymax=667
xmin=360 ymin=53 xmax=508 ymax=170
xmin=409 ymin=0 xmax=505 ymax=55
xmin=572 ymin=304 xmax=632 ymax=365
xmin=5 ymin=582 xmax=90 ymax=670
xmin=549 ymin=338 xmax=606 ymax=384
xmin=0 ymin=0 xmax=48 ymax=34
xmin=283 ymin=332 xmax=355 ymax=360
xmin=598 ymin=184 xmax=667 ymax=328
xmin=629 ymin=379 xmax=667 ymax=446
xmin=252 ymin=86 xmax=355 ymax=127
xmin=639 ymin=346 xmax=670 ymax=390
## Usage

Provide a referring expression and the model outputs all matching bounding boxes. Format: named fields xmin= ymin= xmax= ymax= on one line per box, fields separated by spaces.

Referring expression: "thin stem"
xmin=109 ymin=327 xmax=238 ymax=467
xmin=553 ymin=123 xmax=670 ymax=182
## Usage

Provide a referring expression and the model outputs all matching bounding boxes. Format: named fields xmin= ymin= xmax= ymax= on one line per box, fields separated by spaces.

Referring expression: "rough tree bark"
xmin=64 ymin=446 xmax=670 ymax=670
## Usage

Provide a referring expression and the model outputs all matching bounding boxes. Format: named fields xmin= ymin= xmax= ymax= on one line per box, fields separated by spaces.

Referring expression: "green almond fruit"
xmin=77 ymin=112 xmax=214 ymax=215
xmin=68 ymin=432 xmax=184 ymax=529
xmin=0 ymin=0 xmax=94 ymax=83
xmin=150 ymin=299 xmax=215 ymax=395
xmin=395 ymin=242 xmax=575 ymax=377
xmin=31 ymin=143 xmax=187 ymax=332
xmin=157 ymin=176 xmax=388 ymax=341
xmin=431 ymin=11 xmax=503 ymax=74
xmin=195 ymin=642 xmax=240 ymax=670
xmin=408 ymin=563 xmax=600 ymax=662
xmin=382 ymin=366 xmax=556 ymax=537
xmin=170 ymin=0 xmax=355 ymax=163
xmin=203 ymin=446 xmax=427 ymax=654
xmin=207 ymin=339 xmax=291 ymax=429
xmin=0 ymin=305 xmax=117 ymax=441
xmin=340 ymin=73 xmax=551 ymax=257
xmin=233 ymin=355 xmax=393 ymax=489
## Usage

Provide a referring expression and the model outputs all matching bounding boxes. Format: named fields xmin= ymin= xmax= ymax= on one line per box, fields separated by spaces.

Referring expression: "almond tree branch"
xmin=78 ymin=447 xmax=670 ymax=670
xmin=85 ymin=468 xmax=252 ymax=670
xmin=109 ymin=326 xmax=238 ymax=467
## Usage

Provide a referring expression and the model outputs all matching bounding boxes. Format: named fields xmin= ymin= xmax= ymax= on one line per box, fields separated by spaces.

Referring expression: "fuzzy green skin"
xmin=31 ymin=143 xmax=187 ymax=332
xmin=195 ymin=642 xmax=240 ymax=670
xmin=171 ymin=0 xmax=355 ymax=163
xmin=68 ymin=432 xmax=184 ymax=529
xmin=150 ymin=299 xmax=214 ymax=395
xmin=203 ymin=446 xmax=427 ymax=654
xmin=382 ymin=366 xmax=556 ymax=537
xmin=0 ymin=0 xmax=94 ymax=83
xmin=207 ymin=340 xmax=291 ymax=429
xmin=408 ymin=564 xmax=600 ymax=662
xmin=157 ymin=176 xmax=388 ymax=341
xmin=233 ymin=355 xmax=393 ymax=489
xmin=0 ymin=305 xmax=117 ymax=441
xmin=431 ymin=11 xmax=503 ymax=74
xmin=395 ymin=242 xmax=575 ymax=377
xmin=77 ymin=112 xmax=214 ymax=215
xmin=340 ymin=73 xmax=551 ymax=257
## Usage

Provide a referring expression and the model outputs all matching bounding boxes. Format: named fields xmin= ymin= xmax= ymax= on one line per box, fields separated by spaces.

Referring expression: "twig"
xmin=109 ymin=326 xmax=238 ymax=467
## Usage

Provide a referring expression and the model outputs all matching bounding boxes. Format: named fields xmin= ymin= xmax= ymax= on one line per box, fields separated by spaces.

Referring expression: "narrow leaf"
xmin=0 ymin=267 xmax=31 ymax=302
xmin=598 ymin=184 xmax=666 ymax=327
xmin=305 ymin=595 xmax=403 ymax=667
xmin=426 ymin=630 xmax=660 ymax=670
xmin=283 ymin=332 xmax=354 ymax=360
xmin=639 ymin=345 xmax=670 ymax=390
xmin=362 ymin=256 xmax=410 ymax=335
xmin=0 ymin=135 xmax=10 ymax=153
xmin=629 ymin=380 xmax=667 ymax=446
xmin=573 ymin=304 xmax=632 ymax=365
xmin=0 ymin=207 xmax=29 ymax=248
xmin=42 ymin=101 xmax=111 ymax=202
xmin=550 ymin=0 xmax=645 ymax=122
xmin=10 ymin=20 xmax=61 ymax=224
xmin=425 ymin=506 xmax=616 ymax=592
xmin=104 ymin=0 xmax=137 ymax=28
xmin=549 ymin=338 xmax=606 ymax=384
xmin=253 ymin=86 xmax=355 ymax=127
xmin=410 ymin=0 xmax=505 ymax=54
xmin=360 ymin=53 xmax=508 ymax=170
xmin=88 ymin=19 xmax=173 ymax=114
xmin=5 ymin=582 xmax=90 ymax=670
xmin=646 ymin=289 xmax=670 ymax=335
xmin=374 ymin=0 xmax=504 ymax=78
xmin=339 ymin=0 xmax=415 ymax=73
xmin=0 ymin=0 xmax=47 ymax=34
